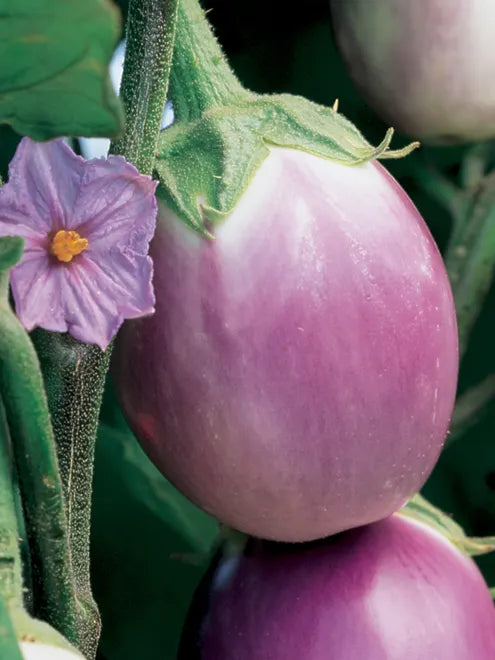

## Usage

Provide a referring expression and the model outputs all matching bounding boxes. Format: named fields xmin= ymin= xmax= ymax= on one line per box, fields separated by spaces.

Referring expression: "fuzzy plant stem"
xmin=32 ymin=2 xmax=179 ymax=657
xmin=0 ymin=240 xmax=80 ymax=651
xmin=111 ymin=0 xmax=179 ymax=171
xmin=169 ymin=0 xmax=248 ymax=123
xmin=31 ymin=333 xmax=107 ymax=659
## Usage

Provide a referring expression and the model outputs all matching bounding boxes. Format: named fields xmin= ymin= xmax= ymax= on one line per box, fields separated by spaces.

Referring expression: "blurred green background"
xmin=2 ymin=0 xmax=494 ymax=658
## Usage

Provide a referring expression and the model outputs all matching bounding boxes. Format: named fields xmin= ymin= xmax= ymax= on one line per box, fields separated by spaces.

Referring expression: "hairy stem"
xmin=170 ymin=0 xmax=248 ymax=122
xmin=31 ymin=332 xmax=106 ymax=659
xmin=111 ymin=0 xmax=179 ymax=174
xmin=32 ymin=2 xmax=180 ymax=657
xmin=0 ymin=271 xmax=80 ymax=649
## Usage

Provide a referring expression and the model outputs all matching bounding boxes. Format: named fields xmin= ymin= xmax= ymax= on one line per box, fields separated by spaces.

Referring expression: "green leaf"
xmin=0 ymin=0 xmax=123 ymax=140
xmin=400 ymin=493 xmax=495 ymax=557
xmin=99 ymin=422 xmax=218 ymax=552
xmin=0 ymin=237 xmax=23 ymax=271
xmin=91 ymin=406 xmax=218 ymax=660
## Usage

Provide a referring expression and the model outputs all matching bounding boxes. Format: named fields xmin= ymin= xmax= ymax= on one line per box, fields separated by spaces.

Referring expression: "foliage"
xmin=93 ymin=388 xmax=218 ymax=659
xmin=0 ymin=0 xmax=122 ymax=139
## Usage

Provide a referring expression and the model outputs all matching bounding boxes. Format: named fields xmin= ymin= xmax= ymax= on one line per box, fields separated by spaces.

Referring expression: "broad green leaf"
xmin=0 ymin=0 xmax=123 ymax=140
xmin=92 ymin=402 xmax=218 ymax=660
xmin=98 ymin=422 xmax=218 ymax=552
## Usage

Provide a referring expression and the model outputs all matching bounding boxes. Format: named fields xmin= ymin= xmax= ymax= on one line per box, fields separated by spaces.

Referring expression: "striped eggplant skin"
xmin=330 ymin=0 xmax=495 ymax=143
xmin=113 ymin=147 xmax=458 ymax=542
xmin=180 ymin=515 xmax=495 ymax=660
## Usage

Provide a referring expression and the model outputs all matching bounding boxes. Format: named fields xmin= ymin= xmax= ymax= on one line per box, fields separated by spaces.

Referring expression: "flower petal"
xmin=73 ymin=155 xmax=157 ymax=253
xmin=82 ymin=250 xmax=155 ymax=318
xmin=0 ymin=138 xmax=85 ymax=237
xmin=10 ymin=250 xmax=68 ymax=333
xmin=10 ymin=256 xmax=120 ymax=350
xmin=58 ymin=261 xmax=121 ymax=350
xmin=59 ymin=255 xmax=153 ymax=350
xmin=0 ymin=205 xmax=46 ymax=240
xmin=10 ymin=248 xmax=154 ymax=348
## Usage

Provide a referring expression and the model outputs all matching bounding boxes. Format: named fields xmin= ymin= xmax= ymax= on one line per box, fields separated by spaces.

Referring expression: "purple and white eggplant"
xmin=180 ymin=514 xmax=495 ymax=659
xmin=330 ymin=0 xmax=495 ymax=142
xmin=114 ymin=146 xmax=458 ymax=542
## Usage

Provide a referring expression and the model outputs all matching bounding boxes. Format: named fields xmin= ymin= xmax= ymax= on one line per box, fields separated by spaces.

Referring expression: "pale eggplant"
xmin=180 ymin=515 xmax=495 ymax=659
xmin=114 ymin=147 xmax=458 ymax=542
xmin=330 ymin=0 xmax=495 ymax=143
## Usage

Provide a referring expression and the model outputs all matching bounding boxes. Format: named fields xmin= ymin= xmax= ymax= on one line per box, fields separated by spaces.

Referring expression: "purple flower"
xmin=0 ymin=138 xmax=157 ymax=350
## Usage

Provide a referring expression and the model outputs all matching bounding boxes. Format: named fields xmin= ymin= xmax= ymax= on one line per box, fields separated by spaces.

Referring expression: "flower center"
xmin=51 ymin=230 xmax=89 ymax=263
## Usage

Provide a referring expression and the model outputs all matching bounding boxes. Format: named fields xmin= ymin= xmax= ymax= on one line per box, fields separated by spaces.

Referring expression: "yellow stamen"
xmin=51 ymin=230 xmax=89 ymax=263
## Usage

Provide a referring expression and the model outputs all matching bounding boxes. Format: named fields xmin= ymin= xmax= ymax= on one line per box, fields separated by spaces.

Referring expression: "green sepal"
xmin=400 ymin=493 xmax=495 ymax=557
xmin=258 ymin=95 xmax=418 ymax=163
xmin=0 ymin=237 xmax=24 ymax=271
xmin=155 ymin=105 xmax=268 ymax=235
xmin=155 ymin=93 xmax=418 ymax=235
